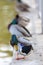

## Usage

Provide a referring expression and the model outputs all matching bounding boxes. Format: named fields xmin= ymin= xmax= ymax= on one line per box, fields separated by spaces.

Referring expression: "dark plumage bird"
xmin=16 ymin=0 xmax=30 ymax=12
xmin=22 ymin=45 xmax=33 ymax=55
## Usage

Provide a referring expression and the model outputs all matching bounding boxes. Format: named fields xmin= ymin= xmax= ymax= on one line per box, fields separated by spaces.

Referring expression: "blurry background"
xmin=0 ymin=0 xmax=16 ymax=64
xmin=0 ymin=0 xmax=43 ymax=65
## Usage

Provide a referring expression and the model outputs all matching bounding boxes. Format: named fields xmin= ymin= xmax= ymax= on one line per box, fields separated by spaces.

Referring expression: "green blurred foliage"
xmin=0 ymin=1 xmax=17 ymax=44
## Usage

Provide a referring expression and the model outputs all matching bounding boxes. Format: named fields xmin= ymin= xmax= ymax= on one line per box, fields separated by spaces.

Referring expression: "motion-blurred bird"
xmin=16 ymin=0 xmax=30 ymax=12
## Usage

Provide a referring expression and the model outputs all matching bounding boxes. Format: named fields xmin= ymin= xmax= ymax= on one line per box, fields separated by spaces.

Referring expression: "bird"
xmin=15 ymin=0 xmax=30 ymax=12
xmin=8 ymin=23 xmax=33 ymax=60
